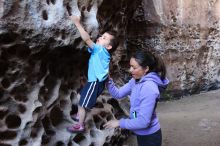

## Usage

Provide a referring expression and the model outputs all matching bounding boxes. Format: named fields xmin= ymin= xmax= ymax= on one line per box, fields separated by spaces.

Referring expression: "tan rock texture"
xmin=1 ymin=0 xmax=220 ymax=145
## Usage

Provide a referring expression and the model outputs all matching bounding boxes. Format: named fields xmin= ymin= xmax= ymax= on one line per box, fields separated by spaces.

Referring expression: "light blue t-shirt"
xmin=87 ymin=43 xmax=110 ymax=82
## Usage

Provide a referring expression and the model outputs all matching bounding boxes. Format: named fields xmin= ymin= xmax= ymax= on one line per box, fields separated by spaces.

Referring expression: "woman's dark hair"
xmin=106 ymin=31 xmax=119 ymax=54
xmin=131 ymin=50 xmax=167 ymax=80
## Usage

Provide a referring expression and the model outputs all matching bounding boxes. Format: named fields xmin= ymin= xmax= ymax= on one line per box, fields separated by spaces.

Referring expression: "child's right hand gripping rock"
xmin=69 ymin=15 xmax=80 ymax=25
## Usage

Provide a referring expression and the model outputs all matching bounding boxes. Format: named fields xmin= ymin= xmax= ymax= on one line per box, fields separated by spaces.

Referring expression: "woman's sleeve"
xmin=119 ymin=82 xmax=159 ymax=130
xmin=106 ymin=78 xmax=132 ymax=99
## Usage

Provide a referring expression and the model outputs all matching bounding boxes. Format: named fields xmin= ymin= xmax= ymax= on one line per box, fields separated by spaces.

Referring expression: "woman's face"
xmin=129 ymin=57 xmax=148 ymax=79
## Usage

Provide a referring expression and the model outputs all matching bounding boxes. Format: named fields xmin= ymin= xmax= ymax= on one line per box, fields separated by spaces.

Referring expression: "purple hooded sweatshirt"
xmin=106 ymin=72 xmax=169 ymax=135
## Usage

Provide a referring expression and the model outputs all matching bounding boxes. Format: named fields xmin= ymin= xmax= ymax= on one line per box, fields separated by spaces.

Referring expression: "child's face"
xmin=96 ymin=32 xmax=113 ymax=50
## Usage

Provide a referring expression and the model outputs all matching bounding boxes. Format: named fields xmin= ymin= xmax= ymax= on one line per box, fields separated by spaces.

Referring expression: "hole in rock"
xmin=99 ymin=111 xmax=108 ymax=118
xmin=0 ymin=143 xmax=12 ymax=146
xmin=54 ymin=30 xmax=60 ymax=37
xmin=89 ymin=142 xmax=95 ymax=146
xmin=61 ymin=30 xmax=66 ymax=40
xmin=7 ymin=44 xmax=31 ymax=59
xmin=73 ymin=133 xmax=86 ymax=143
xmin=59 ymin=83 xmax=69 ymax=93
xmin=106 ymin=115 xmax=113 ymax=121
xmin=10 ymin=84 xmax=28 ymax=98
xmin=73 ymin=37 xmax=82 ymax=49
xmin=16 ymin=44 xmax=31 ymax=59
xmin=70 ymin=92 xmax=76 ymax=101
xmin=0 ymin=107 xmax=9 ymax=119
xmin=13 ymin=95 xmax=28 ymax=102
xmin=56 ymin=141 xmax=65 ymax=146
xmin=60 ymin=99 xmax=68 ymax=108
xmin=6 ymin=45 xmax=17 ymax=56
xmin=109 ymin=135 xmax=120 ymax=145
xmin=107 ymin=98 xmax=124 ymax=119
xmin=19 ymin=139 xmax=28 ymax=146
xmin=87 ymin=0 xmax=93 ymax=12
xmin=30 ymin=46 xmax=49 ymax=62
xmin=90 ymin=130 xmax=96 ymax=138
xmin=45 ymin=129 xmax=56 ymax=136
xmin=26 ymin=121 xmax=32 ymax=127
xmin=39 ymin=87 xmax=49 ymax=102
xmin=117 ymin=137 xmax=125 ymax=146
xmin=121 ymin=129 xmax=130 ymax=137
xmin=67 ymin=142 xmax=72 ymax=146
xmin=70 ymin=104 xmax=78 ymax=115
xmin=0 ymin=88 xmax=5 ymax=99
xmin=0 ymin=130 xmax=17 ymax=140
xmin=43 ymin=76 xmax=57 ymax=94
xmin=31 ymin=120 xmax=42 ymax=138
xmin=42 ymin=10 xmax=48 ymax=20
xmin=18 ymin=104 xmax=26 ymax=113
xmin=100 ymin=122 xmax=105 ymax=130
xmin=33 ymin=107 xmax=41 ymax=114
xmin=107 ymin=98 xmax=120 ymax=108
xmin=0 ymin=50 xmax=9 ymax=60
xmin=0 ymin=60 xmax=8 ymax=76
xmin=81 ymin=6 xmax=86 ymax=11
xmin=46 ymin=0 xmax=50 ymax=5
xmin=30 ymin=129 xmax=38 ymax=138
xmin=102 ymin=98 xmax=106 ymax=103
xmin=95 ymin=102 xmax=104 ymax=108
xmin=50 ymin=106 xmax=63 ymax=126
xmin=0 ymin=32 xmax=19 ymax=44
xmin=87 ymin=119 xmax=94 ymax=128
xmin=103 ymin=142 xmax=110 ymax=146
xmin=66 ymin=4 xmax=72 ymax=16
xmin=5 ymin=114 xmax=21 ymax=128
xmin=105 ymin=136 xmax=111 ymax=142
xmin=42 ymin=95 xmax=49 ymax=102
xmin=51 ymin=0 xmax=56 ymax=5
xmin=42 ymin=116 xmax=51 ymax=129
xmin=93 ymin=115 xmax=102 ymax=123
xmin=43 ymin=46 xmax=88 ymax=79
xmin=1 ymin=78 xmax=10 ymax=88
xmin=41 ymin=134 xmax=50 ymax=145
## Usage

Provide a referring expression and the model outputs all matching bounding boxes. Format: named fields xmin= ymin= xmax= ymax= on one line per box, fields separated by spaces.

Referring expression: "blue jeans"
xmin=136 ymin=129 xmax=162 ymax=146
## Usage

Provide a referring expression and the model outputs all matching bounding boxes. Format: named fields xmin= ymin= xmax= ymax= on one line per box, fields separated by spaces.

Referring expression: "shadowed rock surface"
xmin=1 ymin=0 xmax=220 ymax=145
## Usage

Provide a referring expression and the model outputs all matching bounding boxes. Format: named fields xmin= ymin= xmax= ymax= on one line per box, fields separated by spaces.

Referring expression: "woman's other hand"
xmin=104 ymin=120 xmax=120 ymax=129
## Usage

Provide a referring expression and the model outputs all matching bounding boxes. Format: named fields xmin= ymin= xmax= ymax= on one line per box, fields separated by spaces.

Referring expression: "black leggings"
xmin=136 ymin=129 xmax=162 ymax=146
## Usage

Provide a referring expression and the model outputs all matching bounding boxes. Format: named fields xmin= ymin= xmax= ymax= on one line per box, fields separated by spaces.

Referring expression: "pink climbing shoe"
xmin=67 ymin=123 xmax=85 ymax=133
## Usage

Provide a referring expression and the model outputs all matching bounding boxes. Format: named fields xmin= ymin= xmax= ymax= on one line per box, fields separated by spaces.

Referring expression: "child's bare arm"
xmin=70 ymin=15 xmax=94 ymax=48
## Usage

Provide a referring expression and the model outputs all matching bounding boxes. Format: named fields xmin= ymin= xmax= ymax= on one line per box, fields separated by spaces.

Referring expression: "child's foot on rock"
xmin=67 ymin=123 xmax=85 ymax=133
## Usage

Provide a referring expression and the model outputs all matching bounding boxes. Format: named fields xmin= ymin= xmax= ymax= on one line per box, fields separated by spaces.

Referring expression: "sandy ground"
xmin=124 ymin=89 xmax=220 ymax=146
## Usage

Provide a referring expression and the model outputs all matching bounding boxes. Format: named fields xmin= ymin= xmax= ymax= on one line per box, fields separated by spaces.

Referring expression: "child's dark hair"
xmin=106 ymin=31 xmax=119 ymax=54
xmin=131 ymin=50 xmax=167 ymax=80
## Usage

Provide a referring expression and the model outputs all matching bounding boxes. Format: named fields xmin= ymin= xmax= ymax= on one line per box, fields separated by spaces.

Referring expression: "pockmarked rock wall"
xmin=125 ymin=0 xmax=220 ymax=97
xmin=0 ymin=0 xmax=131 ymax=145
xmin=152 ymin=0 xmax=220 ymax=97
xmin=1 ymin=0 xmax=220 ymax=145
